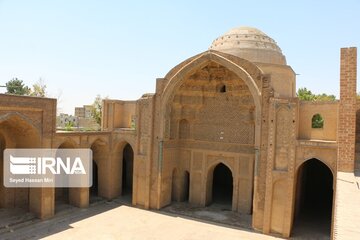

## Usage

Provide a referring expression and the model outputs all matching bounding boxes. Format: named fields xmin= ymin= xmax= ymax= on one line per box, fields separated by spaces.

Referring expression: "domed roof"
xmin=209 ymin=26 xmax=286 ymax=65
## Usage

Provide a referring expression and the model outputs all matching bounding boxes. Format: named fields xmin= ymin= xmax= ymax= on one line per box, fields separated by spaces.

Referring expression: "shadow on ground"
xmin=161 ymin=202 xmax=252 ymax=230
xmin=0 ymin=195 xmax=131 ymax=240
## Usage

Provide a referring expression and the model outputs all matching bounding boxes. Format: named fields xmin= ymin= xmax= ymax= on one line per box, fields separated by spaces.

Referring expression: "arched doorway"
xmin=211 ymin=163 xmax=233 ymax=209
xmin=122 ymin=143 xmax=134 ymax=201
xmin=55 ymin=141 xmax=74 ymax=213
xmin=171 ymin=170 xmax=190 ymax=202
xmin=90 ymin=139 xmax=107 ymax=202
xmin=292 ymin=158 xmax=333 ymax=238
xmin=0 ymin=115 xmax=41 ymax=210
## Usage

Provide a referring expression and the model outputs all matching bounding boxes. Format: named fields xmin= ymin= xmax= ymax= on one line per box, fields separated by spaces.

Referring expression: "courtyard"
xmin=0 ymin=195 xmax=340 ymax=240
xmin=0 ymin=198 xmax=279 ymax=240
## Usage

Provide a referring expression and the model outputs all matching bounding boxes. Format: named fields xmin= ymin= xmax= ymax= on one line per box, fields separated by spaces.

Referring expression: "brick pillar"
xmin=338 ymin=47 xmax=357 ymax=172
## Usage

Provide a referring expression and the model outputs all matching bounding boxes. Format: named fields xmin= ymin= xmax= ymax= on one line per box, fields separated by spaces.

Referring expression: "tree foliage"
xmin=5 ymin=78 xmax=47 ymax=97
xmin=30 ymin=78 xmax=47 ymax=97
xmin=5 ymin=78 xmax=31 ymax=95
xmin=312 ymin=113 xmax=324 ymax=128
xmin=64 ymin=121 xmax=74 ymax=131
xmin=91 ymin=95 xmax=103 ymax=125
xmin=297 ymin=88 xmax=336 ymax=101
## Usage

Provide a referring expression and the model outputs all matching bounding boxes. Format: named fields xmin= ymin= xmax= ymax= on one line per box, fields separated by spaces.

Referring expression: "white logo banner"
xmin=3 ymin=149 xmax=92 ymax=188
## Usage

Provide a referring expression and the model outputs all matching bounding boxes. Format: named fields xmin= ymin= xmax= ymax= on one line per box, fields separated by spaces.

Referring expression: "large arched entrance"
xmin=292 ymin=158 xmax=333 ymax=238
xmin=209 ymin=163 xmax=233 ymax=209
xmin=161 ymin=55 xmax=258 ymax=225
xmin=121 ymin=143 xmax=134 ymax=202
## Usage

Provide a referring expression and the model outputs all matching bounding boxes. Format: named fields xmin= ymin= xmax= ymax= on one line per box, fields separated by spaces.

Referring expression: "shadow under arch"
xmin=171 ymin=168 xmax=190 ymax=203
xmin=54 ymin=140 xmax=78 ymax=213
xmin=0 ymin=112 xmax=41 ymax=137
xmin=0 ymin=114 xmax=41 ymax=211
xmin=291 ymin=158 xmax=333 ymax=238
xmin=0 ymin=132 xmax=7 ymax=208
xmin=89 ymin=138 xmax=108 ymax=201
xmin=113 ymin=141 xmax=134 ymax=203
xmin=159 ymin=51 xmax=262 ymax=147
xmin=205 ymin=162 xmax=234 ymax=210
xmin=0 ymin=113 xmax=41 ymax=148
xmin=162 ymin=51 xmax=262 ymax=104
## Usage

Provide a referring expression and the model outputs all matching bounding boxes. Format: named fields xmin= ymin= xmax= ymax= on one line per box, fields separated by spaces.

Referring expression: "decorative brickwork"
xmin=170 ymin=63 xmax=255 ymax=144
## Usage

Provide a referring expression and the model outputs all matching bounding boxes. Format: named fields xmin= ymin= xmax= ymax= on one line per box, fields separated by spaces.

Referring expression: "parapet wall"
xmin=298 ymin=101 xmax=339 ymax=141
xmin=102 ymin=99 xmax=136 ymax=130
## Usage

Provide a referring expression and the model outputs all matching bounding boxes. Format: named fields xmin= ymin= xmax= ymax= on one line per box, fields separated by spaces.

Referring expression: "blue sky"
xmin=0 ymin=0 xmax=359 ymax=114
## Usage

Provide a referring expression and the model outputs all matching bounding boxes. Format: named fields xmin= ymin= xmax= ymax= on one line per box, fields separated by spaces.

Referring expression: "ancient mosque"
xmin=0 ymin=27 xmax=358 ymax=238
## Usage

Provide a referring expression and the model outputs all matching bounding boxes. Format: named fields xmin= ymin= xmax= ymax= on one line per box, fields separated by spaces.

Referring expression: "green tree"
xmin=297 ymin=88 xmax=315 ymax=101
xmin=65 ymin=121 xmax=74 ymax=131
xmin=30 ymin=78 xmax=47 ymax=97
xmin=315 ymin=93 xmax=336 ymax=101
xmin=5 ymin=78 xmax=31 ymax=95
xmin=91 ymin=95 xmax=103 ymax=125
xmin=312 ymin=113 xmax=324 ymax=128
xmin=297 ymin=87 xmax=336 ymax=101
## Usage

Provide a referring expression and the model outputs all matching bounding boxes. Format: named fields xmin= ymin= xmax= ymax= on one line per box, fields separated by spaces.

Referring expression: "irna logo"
xmin=9 ymin=155 xmax=86 ymax=175
xmin=4 ymin=149 xmax=92 ymax=188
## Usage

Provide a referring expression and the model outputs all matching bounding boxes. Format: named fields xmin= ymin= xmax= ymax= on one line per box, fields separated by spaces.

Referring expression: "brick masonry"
xmin=338 ymin=47 xmax=357 ymax=172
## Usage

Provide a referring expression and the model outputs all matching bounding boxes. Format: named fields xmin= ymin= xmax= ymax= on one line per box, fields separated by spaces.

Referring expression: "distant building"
xmin=74 ymin=107 xmax=85 ymax=118
xmin=56 ymin=113 xmax=78 ymax=128
xmin=75 ymin=105 xmax=93 ymax=119
xmin=74 ymin=105 xmax=99 ymax=130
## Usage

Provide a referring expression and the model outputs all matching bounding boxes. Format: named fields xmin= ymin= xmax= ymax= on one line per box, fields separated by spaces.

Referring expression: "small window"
xmin=312 ymin=114 xmax=324 ymax=128
xmin=216 ymin=84 xmax=226 ymax=93
xmin=220 ymin=85 xmax=226 ymax=93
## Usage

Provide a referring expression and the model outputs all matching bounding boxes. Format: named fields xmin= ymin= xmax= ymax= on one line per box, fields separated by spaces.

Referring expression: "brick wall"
xmin=338 ymin=47 xmax=357 ymax=172
xmin=355 ymin=101 xmax=360 ymax=170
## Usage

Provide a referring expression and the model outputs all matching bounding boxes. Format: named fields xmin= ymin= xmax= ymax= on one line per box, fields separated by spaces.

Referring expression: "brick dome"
xmin=209 ymin=26 xmax=286 ymax=65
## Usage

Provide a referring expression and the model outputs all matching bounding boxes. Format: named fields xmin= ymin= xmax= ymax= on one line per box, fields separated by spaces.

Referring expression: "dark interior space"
xmin=55 ymin=187 xmax=69 ymax=213
xmin=90 ymin=161 xmax=98 ymax=196
xmin=55 ymin=143 xmax=73 ymax=213
xmin=0 ymin=134 xmax=4 ymax=209
xmin=212 ymin=163 xmax=233 ymax=207
xmin=183 ymin=171 xmax=190 ymax=202
xmin=292 ymin=158 xmax=333 ymax=238
xmin=122 ymin=144 xmax=134 ymax=197
xmin=55 ymin=188 xmax=69 ymax=203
